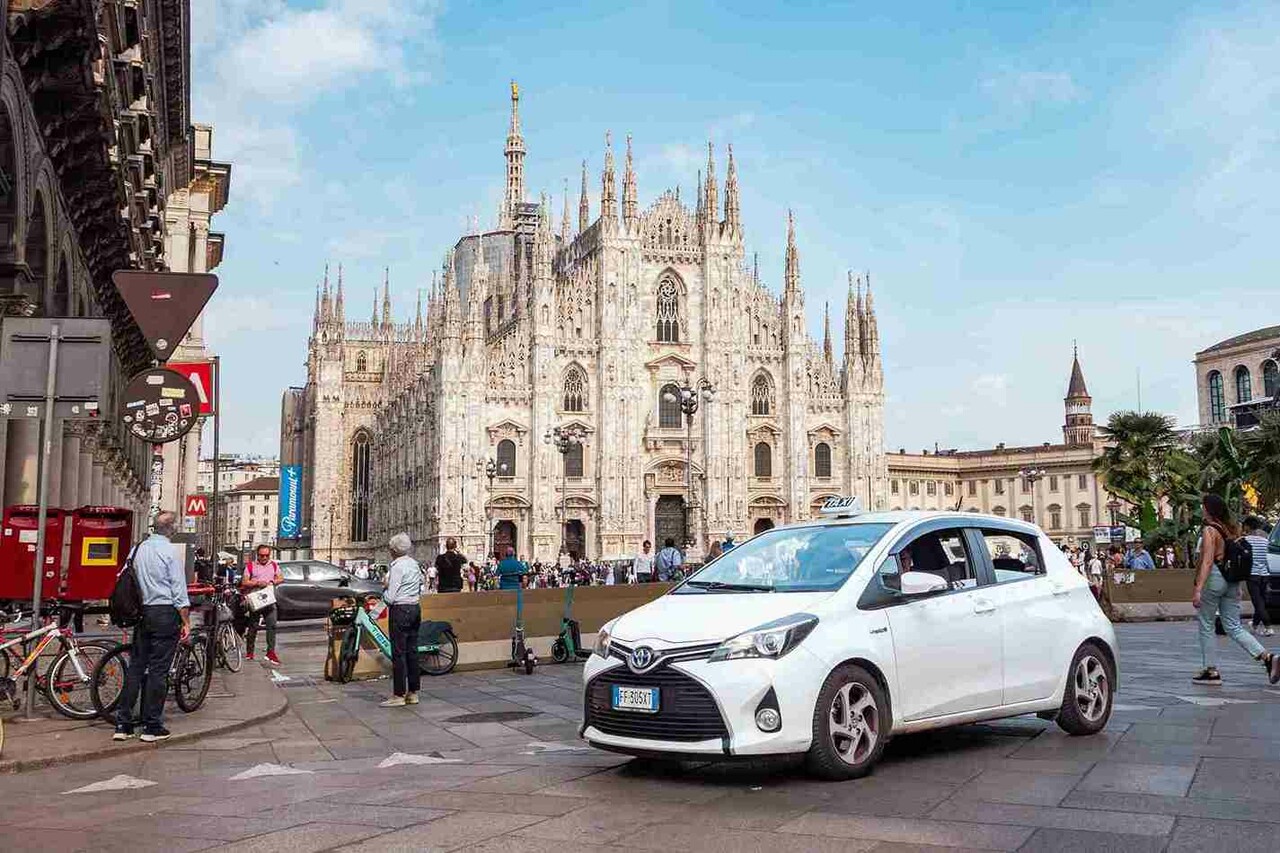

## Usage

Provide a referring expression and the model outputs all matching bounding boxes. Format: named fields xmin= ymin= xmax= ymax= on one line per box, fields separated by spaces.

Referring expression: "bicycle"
xmin=330 ymin=593 xmax=457 ymax=683
xmin=212 ymin=583 xmax=243 ymax=673
xmin=0 ymin=620 xmax=116 ymax=720
xmin=90 ymin=583 xmax=220 ymax=719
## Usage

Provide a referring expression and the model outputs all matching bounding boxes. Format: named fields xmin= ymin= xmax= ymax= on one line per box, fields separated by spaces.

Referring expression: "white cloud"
xmin=981 ymin=69 xmax=1083 ymax=109
xmin=191 ymin=0 xmax=441 ymax=207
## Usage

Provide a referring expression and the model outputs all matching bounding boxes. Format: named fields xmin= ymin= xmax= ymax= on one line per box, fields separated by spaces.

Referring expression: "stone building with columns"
xmin=883 ymin=351 xmax=1116 ymax=544
xmin=282 ymin=84 xmax=890 ymax=564
xmin=0 ymin=2 xmax=207 ymax=539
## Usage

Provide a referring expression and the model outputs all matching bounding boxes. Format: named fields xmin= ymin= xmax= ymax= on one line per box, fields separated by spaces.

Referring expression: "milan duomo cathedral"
xmin=281 ymin=84 xmax=888 ymax=564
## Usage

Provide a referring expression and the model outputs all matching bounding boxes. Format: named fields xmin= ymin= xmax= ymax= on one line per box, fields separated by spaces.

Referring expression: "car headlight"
xmin=593 ymin=622 xmax=615 ymax=658
xmin=709 ymin=613 xmax=819 ymax=662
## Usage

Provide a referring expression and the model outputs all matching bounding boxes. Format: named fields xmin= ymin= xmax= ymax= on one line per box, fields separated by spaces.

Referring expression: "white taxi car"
xmin=581 ymin=502 xmax=1117 ymax=779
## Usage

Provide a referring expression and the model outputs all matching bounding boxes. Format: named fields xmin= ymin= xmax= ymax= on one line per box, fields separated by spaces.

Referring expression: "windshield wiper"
xmin=685 ymin=580 xmax=774 ymax=592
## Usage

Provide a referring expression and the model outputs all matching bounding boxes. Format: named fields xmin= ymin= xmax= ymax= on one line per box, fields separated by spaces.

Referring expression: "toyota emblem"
xmin=629 ymin=646 xmax=656 ymax=672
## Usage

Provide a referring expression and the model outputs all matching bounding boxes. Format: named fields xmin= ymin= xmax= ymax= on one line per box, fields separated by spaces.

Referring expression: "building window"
xmin=926 ymin=481 xmax=936 ymax=496
xmin=995 ymin=479 xmax=1005 ymax=495
xmin=1235 ymin=365 xmax=1252 ymax=403
xmin=656 ymin=278 xmax=680 ymax=342
xmin=564 ymin=442 xmax=584 ymax=478
xmin=1021 ymin=477 xmax=1031 ymax=494
xmin=1078 ymin=505 xmax=1091 ymax=528
xmin=1020 ymin=506 xmax=1034 ymax=523
xmin=968 ymin=480 xmax=976 ymax=496
xmin=1208 ymin=370 xmax=1225 ymax=422
xmin=658 ymin=383 xmax=682 ymax=429
xmin=944 ymin=482 xmax=953 ymax=496
xmin=909 ymin=481 xmax=919 ymax=496
xmin=248 ymin=518 xmax=255 ymax=528
xmin=754 ymin=442 xmax=772 ymax=477
xmin=496 ymin=439 xmax=516 ymax=476
xmin=1264 ymin=360 xmax=1279 ymax=400
xmin=1077 ymin=473 xmax=1087 ymax=490
xmin=992 ymin=506 xmax=1006 ymax=517
xmin=1048 ymin=505 xmax=1062 ymax=529
xmin=1049 ymin=475 xmax=1058 ymax=492
xmin=891 ymin=479 xmax=899 ymax=495
xmin=751 ymin=373 xmax=773 ymax=416
xmin=563 ymin=367 xmax=587 ymax=412
xmin=351 ymin=430 xmax=371 ymax=541
xmin=814 ymin=442 xmax=832 ymax=478
xmin=355 ymin=351 xmax=368 ymax=372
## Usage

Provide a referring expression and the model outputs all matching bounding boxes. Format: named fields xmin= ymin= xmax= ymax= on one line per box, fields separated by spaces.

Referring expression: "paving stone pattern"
xmin=1 ymin=621 xmax=1279 ymax=851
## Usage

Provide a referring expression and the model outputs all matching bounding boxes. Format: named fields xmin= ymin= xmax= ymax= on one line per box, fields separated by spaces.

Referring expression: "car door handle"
xmin=972 ymin=598 xmax=996 ymax=614
xmin=1051 ymin=583 xmax=1070 ymax=596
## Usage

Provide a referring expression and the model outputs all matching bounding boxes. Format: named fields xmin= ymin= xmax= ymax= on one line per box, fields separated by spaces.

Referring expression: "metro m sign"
xmin=168 ymin=361 xmax=214 ymax=416
xmin=184 ymin=494 xmax=208 ymax=517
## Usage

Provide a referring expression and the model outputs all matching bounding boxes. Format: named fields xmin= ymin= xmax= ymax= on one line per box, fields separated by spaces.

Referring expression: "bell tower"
xmin=1063 ymin=344 xmax=1093 ymax=446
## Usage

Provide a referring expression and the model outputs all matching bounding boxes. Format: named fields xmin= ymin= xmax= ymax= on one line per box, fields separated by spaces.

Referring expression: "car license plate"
xmin=611 ymin=685 xmax=659 ymax=713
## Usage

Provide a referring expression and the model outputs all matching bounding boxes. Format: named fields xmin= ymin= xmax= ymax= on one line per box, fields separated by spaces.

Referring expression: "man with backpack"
xmin=113 ymin=511 xmax=189 ymax=742
xmin=656 ymin=538 xmax=683 ymax=582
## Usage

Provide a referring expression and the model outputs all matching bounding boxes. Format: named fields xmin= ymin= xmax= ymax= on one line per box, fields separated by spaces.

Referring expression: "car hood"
xmin=607 ymin=590 xmax=831 ymax=645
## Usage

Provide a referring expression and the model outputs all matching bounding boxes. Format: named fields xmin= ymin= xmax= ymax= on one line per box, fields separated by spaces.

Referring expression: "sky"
xmin=191 ymin=0 xmax=1280 ymax=456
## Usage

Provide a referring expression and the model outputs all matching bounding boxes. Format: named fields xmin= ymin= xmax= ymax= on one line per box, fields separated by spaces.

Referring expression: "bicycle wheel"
xmin=218 ymin=625 xmax=243 ymax=673
xmin=45 ymin=643 xmax=112 ymax=720
xmin=174 ymin=641 xmax=212 ymax=712
xmin=420 ymin=630 xmax=458 ymax=676
xmin=0 ymin=647 xmax=11 ymax=681
xmin=90 ymin=643 xmax=131 ymax=719
xmin=337 ymin=626 xmax=359 ymax=683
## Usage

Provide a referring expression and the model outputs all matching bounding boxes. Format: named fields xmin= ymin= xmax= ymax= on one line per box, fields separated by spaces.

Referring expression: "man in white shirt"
xmin=381 ymin=532 xmax=424 ymax=708
xmin=633 ymin=540 xmax=655 ymax=583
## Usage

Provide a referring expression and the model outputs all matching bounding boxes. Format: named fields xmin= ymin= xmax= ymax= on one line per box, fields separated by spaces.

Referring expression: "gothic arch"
xmin=350 ymin=429 xmax=372 ymax=542
xmin=50 ymin=248 xmax=70 ymax=316
xmin=750 ymin=370 xmax=774 ymax=416
xmin=655 ymin=270 xmax=684 ymax=343
xmin=24 ymin=187 xmax=49 ymax=311
xmin=0 ymin=95 xmax=19 ymax=276
xmin=562 ymin=363 xmax=587 ymax=412
xmin=355 ymin=350 xmax=368 ymax=372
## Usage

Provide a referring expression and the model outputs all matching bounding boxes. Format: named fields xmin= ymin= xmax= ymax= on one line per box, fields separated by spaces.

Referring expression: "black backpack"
xmin=1210 ymin=524 xmax=1253 ymax=583
xmin=109 ymin=546 xmax=143 ymax=628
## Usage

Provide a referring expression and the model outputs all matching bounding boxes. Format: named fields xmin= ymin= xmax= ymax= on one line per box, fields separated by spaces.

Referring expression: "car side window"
xmin=981 ymin=530 xmax=1045 ymax=582
xmin=898 ymin=528 xmax=980 ymax=591
xmin=308 ymin=564 xmax=344 ymax=582
xmin=280 ymin=564 xmax=305 ymax=581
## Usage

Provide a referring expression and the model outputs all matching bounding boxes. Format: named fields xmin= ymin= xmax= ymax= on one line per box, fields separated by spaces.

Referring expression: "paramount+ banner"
xmin=278 ymin=465 xmax=302 ymax=539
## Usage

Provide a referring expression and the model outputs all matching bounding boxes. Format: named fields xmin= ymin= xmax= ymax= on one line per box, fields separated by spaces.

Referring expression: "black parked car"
xmin=274 ymin=561 xmax=382 ymax=621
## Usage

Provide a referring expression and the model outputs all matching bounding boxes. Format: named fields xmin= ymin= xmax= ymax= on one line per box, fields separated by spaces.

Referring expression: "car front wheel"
xmin=805 ymin=663 xmax=889 ymax=780
xmin=1055 ymin=642 xmax=1114 ymax=736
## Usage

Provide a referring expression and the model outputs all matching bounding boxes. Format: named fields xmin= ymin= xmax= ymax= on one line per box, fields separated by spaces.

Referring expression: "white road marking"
xmin=520 ymin=741 xmax=590 ymax=754
xmin=1113 ymin=703 xmax=1157 ymax=711
xmin=229 ymin=763 xmax=314 ymax=780
xmin=378 ymin=752 xmax=463 ymax=768
xmin=269 ymin=670 xmax=292 ymax=683
xmin=1175 ymin=696 xmax=1258 ymax=707
xmin=63 ymin=774 xmax=157 ymax=794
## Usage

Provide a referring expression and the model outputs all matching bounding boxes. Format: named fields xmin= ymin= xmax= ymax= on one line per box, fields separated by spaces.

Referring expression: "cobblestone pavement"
xmin=1 ymin=621 xmax=1279 ymax=852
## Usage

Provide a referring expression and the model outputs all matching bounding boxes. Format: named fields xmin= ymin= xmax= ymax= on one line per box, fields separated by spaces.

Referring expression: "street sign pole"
xmin=24 ymin=324 xmax=60 ymax=720
xmin=211 ymin=356 xmax=220 ymax=557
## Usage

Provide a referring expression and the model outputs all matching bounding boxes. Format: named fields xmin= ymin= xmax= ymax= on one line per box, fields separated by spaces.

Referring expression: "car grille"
xmin=586 ymin=665 xmax=729 ymax=743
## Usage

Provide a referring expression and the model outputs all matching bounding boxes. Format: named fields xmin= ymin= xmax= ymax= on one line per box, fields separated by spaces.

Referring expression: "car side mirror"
xmin=338 ymin=577 xmax=350 ymax=587
xmin=899 ymin=571 xmax=949 ymax=596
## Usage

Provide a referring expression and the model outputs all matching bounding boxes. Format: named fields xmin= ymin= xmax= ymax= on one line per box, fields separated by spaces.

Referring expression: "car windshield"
xmin=676 ymin=523 xmax=893 ymax=593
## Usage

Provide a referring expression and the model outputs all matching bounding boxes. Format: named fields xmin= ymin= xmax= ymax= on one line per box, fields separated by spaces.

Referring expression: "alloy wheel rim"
xmin=829 ymin=681 xmax=878 ymax=765
xmin=1074 ymin=655 xmax=1108 ymax=723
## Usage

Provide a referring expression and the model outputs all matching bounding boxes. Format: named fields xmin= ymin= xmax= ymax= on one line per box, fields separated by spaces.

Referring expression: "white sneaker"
xmin=1265 ymin=627 xmax=1275 ymax=637
xmin=379 ymin=696 xmax=407 ymax=708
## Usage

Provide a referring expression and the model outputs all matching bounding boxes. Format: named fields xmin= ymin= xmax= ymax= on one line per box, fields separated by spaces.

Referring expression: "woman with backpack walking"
xmin=1192 ymin=494 xmax=1280 ymax=685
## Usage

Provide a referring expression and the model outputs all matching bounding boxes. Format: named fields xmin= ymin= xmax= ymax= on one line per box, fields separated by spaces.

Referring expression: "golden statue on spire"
xmin=511 ymin=80 xmax=518 ymax=100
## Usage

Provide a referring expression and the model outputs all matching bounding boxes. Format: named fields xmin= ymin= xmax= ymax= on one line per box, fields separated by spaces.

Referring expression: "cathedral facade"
xmin=281 ymin=85 xmax=888 ymax=564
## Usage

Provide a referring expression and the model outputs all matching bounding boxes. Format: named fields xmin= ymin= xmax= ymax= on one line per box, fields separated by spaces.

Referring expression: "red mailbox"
xmin=64 ymin=506 xmax=134 ymax=602
xmin=0 ymin=505 xmax=67 ymax=602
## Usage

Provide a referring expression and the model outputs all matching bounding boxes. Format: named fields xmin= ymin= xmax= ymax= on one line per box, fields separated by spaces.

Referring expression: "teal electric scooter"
xmin=507 ymin=579 xmax=537 ymax=675
xmin=551 ymin=584 xmax=591 ymax=663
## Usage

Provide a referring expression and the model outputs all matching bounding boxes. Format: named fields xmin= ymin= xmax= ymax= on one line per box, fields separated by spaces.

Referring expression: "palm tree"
xmin=1193 ymin=427 xmax=1250 ymax=516
xmin=1242 ymin=412 xmax=1280 ymax=512
xmin=1092 ymin=411 xmax=1179 ymax=532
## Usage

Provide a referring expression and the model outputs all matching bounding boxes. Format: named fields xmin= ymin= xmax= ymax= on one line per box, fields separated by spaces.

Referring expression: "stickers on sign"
xmin=158 ymin=398 xmax=172 ymax=407
xmin=126 ymin=400 xmax=143 ymax=409
xmin=18 ymin=529 xmax=37 ymax=544
xmin=146 ymin=375 xmax=163 ymax=385
xmin=161 ymin=387 xmax=185 ymax=399
xmin=85 ymin=402 xmax=98 ymax=411
xmin=25 ymin=406 xmax=38 ymax=417
xmin=179 ymin=403 xmax=192 ymax=417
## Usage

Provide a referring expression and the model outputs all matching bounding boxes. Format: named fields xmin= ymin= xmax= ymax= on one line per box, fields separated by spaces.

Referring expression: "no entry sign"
xmin=168 ymin=361 xmax=214 ymax=416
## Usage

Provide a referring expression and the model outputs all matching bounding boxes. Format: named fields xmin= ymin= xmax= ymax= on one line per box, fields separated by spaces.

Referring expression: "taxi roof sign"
xmin=819 ymin=496 xmax=863 ymax=515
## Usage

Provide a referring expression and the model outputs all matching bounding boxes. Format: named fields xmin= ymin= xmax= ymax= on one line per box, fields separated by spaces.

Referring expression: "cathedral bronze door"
xmin=654 ymin=495 xmax=686 ymax=548
xmin=493 ymin=521 xmax=517 ymax=560
xmin=563 ymin=520 xmax=585 ymax=560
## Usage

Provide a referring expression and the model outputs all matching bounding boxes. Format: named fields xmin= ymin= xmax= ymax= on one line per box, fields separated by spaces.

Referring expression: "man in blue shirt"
xmin=656 ymin=538 xmax=684 ymax=582
xmin=115 ymin=511 xmax=190 ymax=742
xmin=1125 ymin=544 xmax=1156 ymax=571
xmin=497 ymin=546 xmax=527 ymax=590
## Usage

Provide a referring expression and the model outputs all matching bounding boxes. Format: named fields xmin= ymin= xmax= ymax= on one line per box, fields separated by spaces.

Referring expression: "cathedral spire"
xmin=578 ymin=160 xmax=590 ymax=233
xmin=320 ymin=263 xmax=331 ymax=324
xmin=561 ymin=177 xmax=571 ymax=241
xmin=823 ymin=301 xmax=833 ymax=366
xmin=844 ymin=271 xmax=862 ymax=364
xmin=696 ymin=170 xmax=704 ymax=225
xmin=783 ymin=209 xmax=800 ymax=295
xmin=503 ymin=80 xmax=526 ymax=227
xmin=313 ymin=281 xmax=321 ymax=333
xmin=381 ymin=267 xmax=392 ymax=329
xmin=703 ymin=142 xmax=718 ymax=232
xmin=334 ymin=263 xmax=344 ymax=322
xmin=864 ymin=272 xmax=879 ymax=355
xmin=371 ymin=290 xmax=378 ymax=327
xmin=600 ymin=131 xmax=617 ymax=227
xmin=414 ymin=287 xmax=423 ymax=335
xmin=723 ymin=143 xmax=740 ymax=232
xmin=622 ymin=134 xmax=637 ymax=231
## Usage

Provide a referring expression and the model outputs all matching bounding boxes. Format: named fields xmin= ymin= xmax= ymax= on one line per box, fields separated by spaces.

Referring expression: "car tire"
xmin=805 ymin=663 xmax=889 ymax=780
xmin=1055 ymin=641 xmax=1115 ymax=736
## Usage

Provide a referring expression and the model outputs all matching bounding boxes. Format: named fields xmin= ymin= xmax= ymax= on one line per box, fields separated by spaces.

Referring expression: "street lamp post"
xmin=1107 ymin=498 xmax=1121 ymax=526
xmin=327 ymin=503 xmax=336 ymax=563
xmin=664 ymin=378 xmax=716 ymax=553
xmin=545 ymin=425 xmax=585 ymax=560
xmin=1018 ymin=466 xmax=1047 ymax=526
xmin=485 ymin=457 xmax=509 ymax=560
